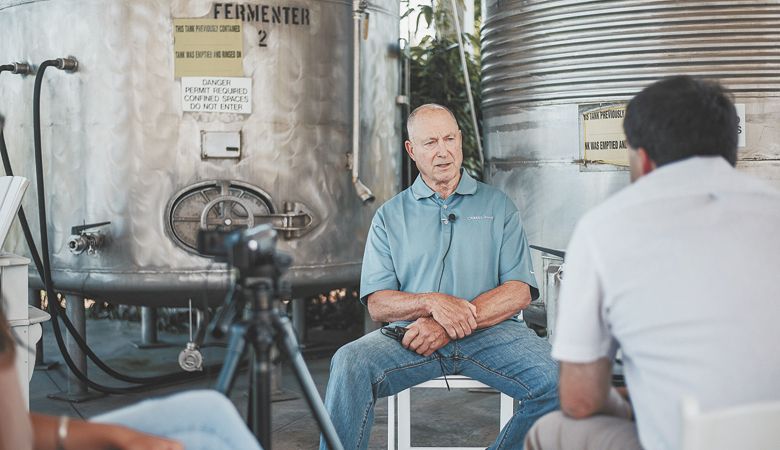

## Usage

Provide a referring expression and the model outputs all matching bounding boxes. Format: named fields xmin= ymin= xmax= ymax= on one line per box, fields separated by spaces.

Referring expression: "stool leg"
xmin=499 ymin=393 xmax=514 ymax=430
xmin=398 ymin=389 xmax=412 ymax=450
xmin=31 ymin=288 xmax=59 ymax=370
xmin=387 ymin=394 xmax=396 ymax=450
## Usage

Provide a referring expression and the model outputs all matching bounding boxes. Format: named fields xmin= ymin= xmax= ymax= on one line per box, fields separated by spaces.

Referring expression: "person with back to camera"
xmin=0 ymin=306 xmax=264 ymax=450
xmin=320 ymin=103 xmax=560 ymax=449
xmin=525 ymin=75 xmax=780 ymax=450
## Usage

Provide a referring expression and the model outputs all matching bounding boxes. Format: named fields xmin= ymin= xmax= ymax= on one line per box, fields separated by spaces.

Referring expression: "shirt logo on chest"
xmin=466 ymin=215 xmax=494 ymax=221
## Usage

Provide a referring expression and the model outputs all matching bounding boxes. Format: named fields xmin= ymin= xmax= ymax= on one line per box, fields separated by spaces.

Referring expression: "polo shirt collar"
xmin=455 ymin=170 xmax=478 ymax=195
xmin=411 ymin=169 xmax=478 ymax=200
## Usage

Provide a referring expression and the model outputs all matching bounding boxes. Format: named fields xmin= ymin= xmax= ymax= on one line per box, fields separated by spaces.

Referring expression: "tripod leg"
xmin=215 ymin=323 xmax=248 ymax=395
xmin=250 ymin=335 xmax=274 ymax=450
xmin=273 ymin=313 xmax=345 ymax=450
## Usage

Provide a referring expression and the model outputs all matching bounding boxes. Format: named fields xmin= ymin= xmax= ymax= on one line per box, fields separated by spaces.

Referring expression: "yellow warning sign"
xmin=580 ymin=103 xmax=629 ymax=167
xmin=174 ymin=18 xmax=243 ymax=78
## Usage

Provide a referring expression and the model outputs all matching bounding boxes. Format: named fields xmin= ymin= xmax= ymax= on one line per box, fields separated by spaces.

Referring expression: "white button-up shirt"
xmin=553 ymin=156 xmax=780 ymax=450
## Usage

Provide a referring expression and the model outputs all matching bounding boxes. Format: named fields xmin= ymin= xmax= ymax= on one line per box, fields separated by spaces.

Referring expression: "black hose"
xmin=0 ymin=131 xmax=45 ymax=276
xmin=4 ymin=63 xmax=192 ymax=393
xmin=0 ymin=66 xmax=48 ymax=301
xmin=32 ymin=60 xmax=61 ymax=319
xmin=27 ymin=60 xmax=216 ymax=392
xmin=5 ymin=127 xmax=214 ymax=393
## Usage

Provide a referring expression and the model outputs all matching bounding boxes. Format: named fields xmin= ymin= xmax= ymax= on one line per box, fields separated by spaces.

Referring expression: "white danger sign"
xmin=181 ymin=77 xmax=252 ymax=114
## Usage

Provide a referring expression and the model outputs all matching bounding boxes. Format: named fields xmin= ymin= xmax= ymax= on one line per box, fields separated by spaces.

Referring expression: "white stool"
xmin=1 ymin=253 xmax=50 ymax=408
xmin=387 ymin=375 xmax=514 ymax=450
xmin=10 ymin=306 xmax=50 ymax=407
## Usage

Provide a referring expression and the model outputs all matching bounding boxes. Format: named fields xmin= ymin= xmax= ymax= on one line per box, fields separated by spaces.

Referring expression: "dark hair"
xmin=623 ymin=75 xmax=738 ymax=167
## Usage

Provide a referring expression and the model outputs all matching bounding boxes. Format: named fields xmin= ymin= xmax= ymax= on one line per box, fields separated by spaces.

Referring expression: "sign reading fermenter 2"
xmin=211 ymin=2 xmax=313 ymax=48
xmin=579 ymin=103 xmax=629 ymax=167
xmin=181 ymin=77 xmax=252 ymax=114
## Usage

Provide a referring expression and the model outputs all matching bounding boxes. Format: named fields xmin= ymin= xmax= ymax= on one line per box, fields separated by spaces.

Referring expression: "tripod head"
xmin=197 ymin=224 xmax=291 ymax=276
xmin=198 ymin=224 xmax=292 ymax=338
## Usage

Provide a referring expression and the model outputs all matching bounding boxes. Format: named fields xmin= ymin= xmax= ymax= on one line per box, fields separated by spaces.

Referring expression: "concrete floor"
xmin=30 ymin=317 xmax=510 ymax=450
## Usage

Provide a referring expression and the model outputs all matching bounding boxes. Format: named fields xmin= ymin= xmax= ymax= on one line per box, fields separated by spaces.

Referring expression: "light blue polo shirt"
xmin=360 ymin=170 xmax=538 ymax=305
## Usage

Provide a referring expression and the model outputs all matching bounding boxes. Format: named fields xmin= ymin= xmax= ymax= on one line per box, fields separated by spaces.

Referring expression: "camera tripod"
xmin=213 ymin=266 xmax=344 ymax=450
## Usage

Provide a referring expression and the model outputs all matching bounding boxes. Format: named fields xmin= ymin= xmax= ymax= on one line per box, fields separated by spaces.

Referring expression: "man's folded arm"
xmin=471 ymin=280 xmax=532 ymax=329
xmin=469 ymin=196 xmax=538 ymax=329
xmin=365 ymin=290 xmax=431 ymax=323
xmin=367 ymin=290 xmax=477 ymax=339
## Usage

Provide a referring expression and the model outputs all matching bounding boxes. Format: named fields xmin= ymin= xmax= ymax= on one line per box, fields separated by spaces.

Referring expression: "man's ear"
xmin=636 ymin=147 xmax=657 ymax=175
xmin=404 ymin=140 xmax=416 ymax=161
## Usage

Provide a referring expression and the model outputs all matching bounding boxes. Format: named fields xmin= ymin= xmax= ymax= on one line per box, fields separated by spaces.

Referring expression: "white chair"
xmin=681 ymin=396 xmax=780 ymax=450
xmin=387 ymin=375 xmax=514 ymax=450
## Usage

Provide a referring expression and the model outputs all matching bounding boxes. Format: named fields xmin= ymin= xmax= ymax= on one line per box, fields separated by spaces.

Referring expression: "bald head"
xmin=406 ymin=103 xmax=458 ymax=138
xmin=403 ymin=103 xmax=463 ymax=192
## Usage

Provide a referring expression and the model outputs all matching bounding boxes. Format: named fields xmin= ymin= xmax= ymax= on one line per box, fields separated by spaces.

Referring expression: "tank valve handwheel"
xmin=199 ymin=195 xmax=255 ymax=230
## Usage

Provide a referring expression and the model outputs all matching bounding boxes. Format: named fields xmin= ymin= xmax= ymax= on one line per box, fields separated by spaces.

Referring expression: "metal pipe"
xmin=449 ymin=0 xmax=484 ymax=169
xmin=291 ymin=298 xmax=305 ymax=343
xmin=11 ymin=62 xmax=31 ymax=75
xmin=400 ymin=36 xmax=414 ymax=189
xmin=351 ymin=0 xmax=375 ymax=203
xmin=140 ymin=306 xmax=159 ymax=345
xmin=65 ymin=296 xmax=88 ymax=397
xmin=545 ymin=263 xmax=563 ymax=340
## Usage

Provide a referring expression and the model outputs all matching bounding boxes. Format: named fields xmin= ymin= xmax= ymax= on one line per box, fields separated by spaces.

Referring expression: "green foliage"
xmin=404 ymin=1 xmax=483 ymax=178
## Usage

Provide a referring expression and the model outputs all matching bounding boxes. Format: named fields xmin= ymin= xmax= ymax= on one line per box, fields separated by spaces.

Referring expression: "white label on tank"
xmin=579 ymin=103 xmax=629 ymax=167
xmin=181 ymin=77 xmax=252 ymax=114
xmin=736 ymin=103 xmax=746 ymax=148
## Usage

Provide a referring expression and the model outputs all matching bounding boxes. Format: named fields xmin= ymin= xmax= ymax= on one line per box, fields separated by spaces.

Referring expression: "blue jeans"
xmin=93 ymin=389 xmax=263 ymax=450
xmin=320 ymin=320 xmax=559 ymax=449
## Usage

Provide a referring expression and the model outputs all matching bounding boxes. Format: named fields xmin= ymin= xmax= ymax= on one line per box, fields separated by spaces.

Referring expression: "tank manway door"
xmin=166 ymin=180 xmax=314 ymax=254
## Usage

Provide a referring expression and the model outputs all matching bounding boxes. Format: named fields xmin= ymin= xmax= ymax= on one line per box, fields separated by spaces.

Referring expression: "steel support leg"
xmin=49 ymin=295 xmax=102 ymax=402
xmin=133 ymin=306 xmax=170 ymax=349
xmin=291 ymin=298 xmax=305 ymax=343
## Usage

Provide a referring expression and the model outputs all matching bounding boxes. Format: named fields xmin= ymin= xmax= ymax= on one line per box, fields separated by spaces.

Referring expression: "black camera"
xmin=380 ymin=325 xmax=408 ymax=343
xmin=197 ymin=224 xmax=289 ymax=275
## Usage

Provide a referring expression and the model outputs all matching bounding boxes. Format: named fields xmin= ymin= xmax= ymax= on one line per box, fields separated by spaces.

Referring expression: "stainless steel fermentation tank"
xmin=0 ymin=0 xmax=401 ymax=305
xmin=481 ymin=0 xmax=780 ymax=282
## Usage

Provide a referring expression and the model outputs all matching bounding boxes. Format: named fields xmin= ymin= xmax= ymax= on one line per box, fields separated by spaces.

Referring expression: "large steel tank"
xmin=481 ymin=0 xmax=780 ymax=279
xmin=0 ymin=0 xmax=401 ymax=304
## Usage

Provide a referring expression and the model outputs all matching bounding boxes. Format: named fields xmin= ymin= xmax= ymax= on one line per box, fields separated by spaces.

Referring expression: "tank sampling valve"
xmin=68 ymin=221 xmax=110 ymax=255
xmin=178 ymin=342 xmax=203 ymax=372
xmin=178 ymin=300 xmax=203 ymax=372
